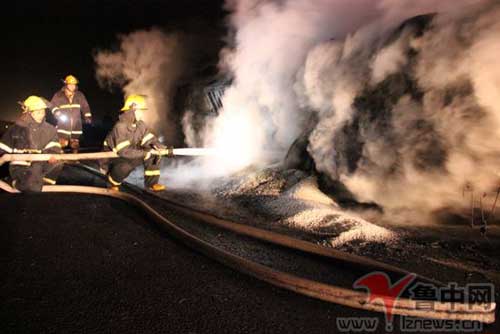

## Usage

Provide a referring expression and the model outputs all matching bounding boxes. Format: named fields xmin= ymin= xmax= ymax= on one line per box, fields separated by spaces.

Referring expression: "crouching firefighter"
xmin=0 ymin=96 xmax=63 ymax=192
xmin=103 ymin=94 xmax=169 ymax=192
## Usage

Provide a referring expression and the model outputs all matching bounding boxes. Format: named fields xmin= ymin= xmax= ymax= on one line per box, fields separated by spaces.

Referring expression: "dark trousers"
xmin=9 ymin=162 xmax=64 ymax=193
xmin=56 ymin=110 xmax=82 ymax=141
xmin=108 ymin=155 xmax=162 ymax=187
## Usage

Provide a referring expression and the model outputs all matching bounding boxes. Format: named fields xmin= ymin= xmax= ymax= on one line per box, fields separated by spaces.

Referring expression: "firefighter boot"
xmin=149 ymin=184 xmax=166 ymax=192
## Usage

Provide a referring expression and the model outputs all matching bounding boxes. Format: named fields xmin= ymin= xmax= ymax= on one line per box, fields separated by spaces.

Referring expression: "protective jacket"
xmin=103 ymin=110 xmax=163 ymax=187
xmin=0 ymin=113 xmax=63 ymax=192
xmin=104 ymin=110 xmax=160 ymax=159
xmin=0 ymin=113 xmax=62 ymax=165
xmin=50 ymin=89 xmax=91 ymax=139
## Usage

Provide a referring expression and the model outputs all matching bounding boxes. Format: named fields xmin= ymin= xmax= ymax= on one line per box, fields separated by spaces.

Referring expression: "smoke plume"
xmin=206 ymin=0 xmax=384 ymax=172
xmin=206 ymin=0 xmax=484 ymax=166
xmin=94 ymin=28 xmax=186 ymax=141
xmin=203 ymin=0 xmax=497 ymax=218
xmin=92 ymin=0 xmax=500 ymax=221
xmin=301 ymin=1 xmax=500 ymax=218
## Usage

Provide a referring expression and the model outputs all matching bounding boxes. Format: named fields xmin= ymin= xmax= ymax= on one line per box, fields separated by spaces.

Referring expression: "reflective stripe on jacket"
xmin=0 ymin=113 xmax=63 ymax=165
xmin=50 ymin=89 xmax=91 ymax=134
xmin=104 ymin=110 xmax=160 ymax=160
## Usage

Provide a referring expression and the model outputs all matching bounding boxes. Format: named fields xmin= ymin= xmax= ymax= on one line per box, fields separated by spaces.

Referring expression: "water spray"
xmin=170 ymin=148 xmax=219 ymax=157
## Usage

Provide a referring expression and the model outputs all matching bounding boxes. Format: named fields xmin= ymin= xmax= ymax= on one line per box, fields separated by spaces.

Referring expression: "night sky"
xmin=1 ymin=0 xmax=226 ymax=122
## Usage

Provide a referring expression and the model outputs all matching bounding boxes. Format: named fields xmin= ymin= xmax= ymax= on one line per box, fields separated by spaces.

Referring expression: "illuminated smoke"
xmin=301 ymin=1 xmax=500 ymax=218
xmin=204 ymin=0 xmax=484 ymax=170
xmin=92 ymin=0 xmax=500 ymax=223
xmin=94 ymin=28 xmax=185 ymax=141
xmin=202 ymin=0 xmax=496 ymax=218
xmin=205 ymin=0 xmax=383 ymax=172
xmin=181 ymin=110 xmax=199 ymax=148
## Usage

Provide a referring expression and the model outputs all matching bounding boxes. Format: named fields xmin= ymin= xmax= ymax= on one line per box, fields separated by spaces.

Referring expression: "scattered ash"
xmin=127 ymin=165 xmax=500 ymax=290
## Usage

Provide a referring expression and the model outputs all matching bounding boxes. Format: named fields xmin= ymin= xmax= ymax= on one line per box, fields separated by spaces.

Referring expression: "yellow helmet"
xmin=64 ymin=75 xmax=79 ymax=85
xmin=22 ymin=96 xmax=48 ymax=113
xmin=121 ymin=94 xmax=148 ymax=112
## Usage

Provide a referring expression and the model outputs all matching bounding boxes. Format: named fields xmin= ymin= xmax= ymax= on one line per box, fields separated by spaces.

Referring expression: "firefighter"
xmin=0 ymin=96 xmax=63 ymax=192
xmin=50 ymin=75 xmax=92 ymax=153
xmin=103 ymin=94 xmax=167 ymax=192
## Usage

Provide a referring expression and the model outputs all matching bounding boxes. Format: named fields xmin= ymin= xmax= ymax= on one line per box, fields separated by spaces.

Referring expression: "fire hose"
xmin=0 ymin=151 xmax=118 ymax=165
xmin=0 ymin=148 xmax=219 ymax=166
xmin=0 ymin=159 xmax=496 ymax=323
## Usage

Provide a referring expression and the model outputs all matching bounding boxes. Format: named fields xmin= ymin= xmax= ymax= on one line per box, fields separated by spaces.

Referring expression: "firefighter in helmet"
xmin=50 ymin=75 xmax=92 ymax=153
xmin=103 ymin=94 xmax=167 ymax=192
xmin=0 ymin=96 xmax=63 ymax=192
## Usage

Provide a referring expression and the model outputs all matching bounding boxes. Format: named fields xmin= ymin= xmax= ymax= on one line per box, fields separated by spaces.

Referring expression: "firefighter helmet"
xmin=64 ymin=75 xmax=79 ymax=85
xmin=22 ymin=96 xmax=48 ymax=113
xmin=121 ymin=94 xmax=148 ymax=112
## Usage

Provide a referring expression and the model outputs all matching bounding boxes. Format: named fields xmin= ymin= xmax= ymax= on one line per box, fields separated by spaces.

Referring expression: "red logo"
xmin=354 ymin=272 xmax=417 ymax=329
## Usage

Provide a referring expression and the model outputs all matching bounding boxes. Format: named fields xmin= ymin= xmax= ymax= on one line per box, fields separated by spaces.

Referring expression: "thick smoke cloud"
xmin=207 ymin=0 xmax=384 ymax=171
xmin=91 ymin=0 xmax=500 ymax=221
xmin=208 ymin=0 xmax=483 ymax=162
xmin=301 ymin=1 xmax=500 ymax=218
xmin=94 ymin=28 xmax=185 ymax=141
xmin=206 ymin=0 xmax=495 ymax=218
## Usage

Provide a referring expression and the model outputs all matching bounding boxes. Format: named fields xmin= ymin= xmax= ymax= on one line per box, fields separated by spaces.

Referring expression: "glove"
xmin=150 ymin=149 xmax=162 ymax=156
xmin=152 ymin=146 xmax=173 ymax=157
xmin=84 ymin=117 xmax=92 ymax=125
xmin=48 ymin=156 xmax=58 ymax=164
xmin=165 ymin=146 xmax=174 ymax=157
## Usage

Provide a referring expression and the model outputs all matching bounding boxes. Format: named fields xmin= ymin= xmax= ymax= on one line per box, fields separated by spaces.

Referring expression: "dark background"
xmin=1 ymin=0 xmax=227 ymax=123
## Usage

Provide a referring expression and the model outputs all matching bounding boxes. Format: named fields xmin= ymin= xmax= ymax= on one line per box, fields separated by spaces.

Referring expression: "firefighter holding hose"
xmin=103 ymin=94 xmax=169 ymax=192
xmin=0 ymin=96 xmax=63 ymax=192
xmin=50 ymin=75 xmax=92 ymax=153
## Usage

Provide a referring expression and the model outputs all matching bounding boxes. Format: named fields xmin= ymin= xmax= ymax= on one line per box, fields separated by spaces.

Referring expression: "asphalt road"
xmin=0 ymin=193 xmax=367 ymax=334
xmin=1 ymin=193 xmax=497 ymax=334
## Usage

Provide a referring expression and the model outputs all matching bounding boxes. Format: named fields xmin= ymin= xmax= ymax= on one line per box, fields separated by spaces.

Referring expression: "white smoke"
xmin=181 ymin=110 xmax=199 ymax=148
xmin=91 ymin=0 xmax=500 ymax=222
xmin=301 ymin=1 xmax=500 ymax=218
xmin=94 ymin=28 xmax=185 ymax=141
xmin=206 ymin=0 xmax=483 ymax=169
xmin=370 ymin=30 xmax=411 ymax=85
xmin=201 ymin=0 xmax=496 ymax=218
xmin=204 ymin=0 xmax=387 ymax=173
